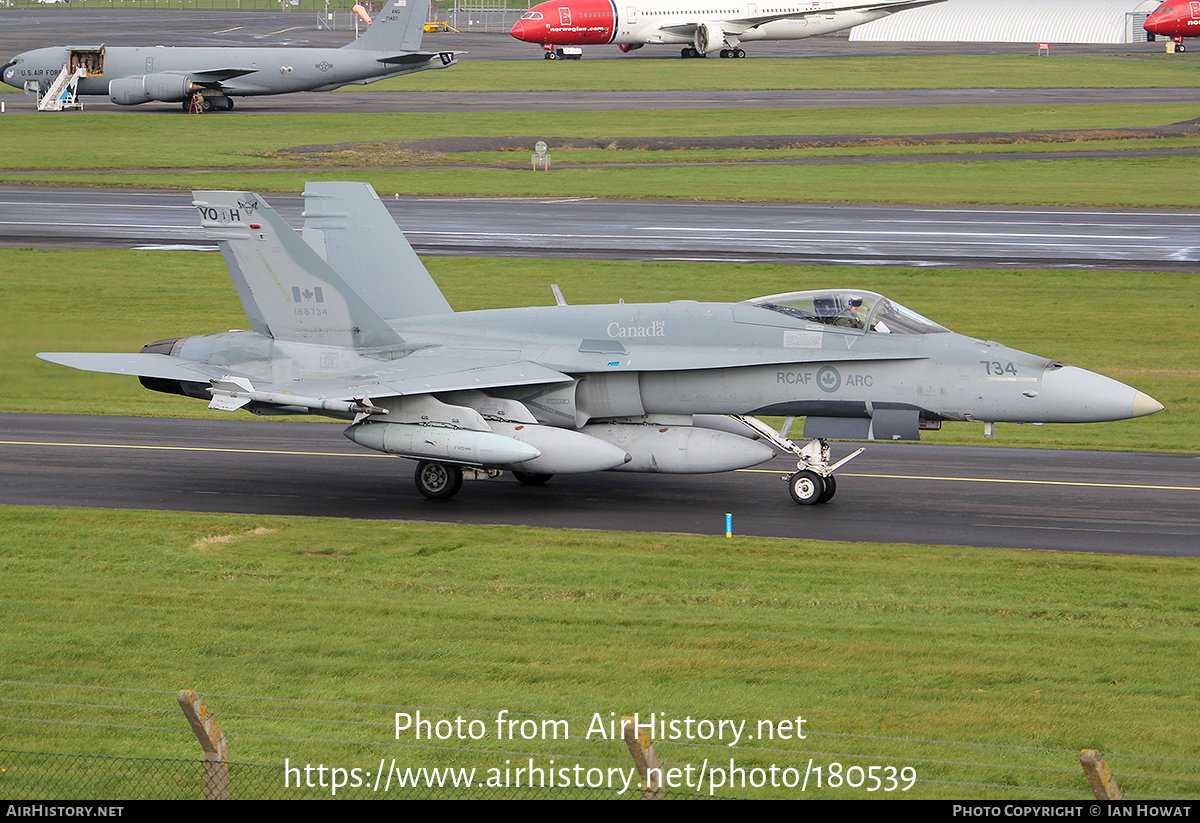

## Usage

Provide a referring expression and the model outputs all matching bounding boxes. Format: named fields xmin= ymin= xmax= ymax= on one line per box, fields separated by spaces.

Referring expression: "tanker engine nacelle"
xmin=108 ymin=73 xmax=197 ymax=105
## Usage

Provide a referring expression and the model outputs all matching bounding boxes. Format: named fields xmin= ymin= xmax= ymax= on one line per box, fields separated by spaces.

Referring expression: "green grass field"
xmin=2 ymin=507 xmax=1197 ymax=798
xmin=2 ymin=104 xmax=1197 ymax=206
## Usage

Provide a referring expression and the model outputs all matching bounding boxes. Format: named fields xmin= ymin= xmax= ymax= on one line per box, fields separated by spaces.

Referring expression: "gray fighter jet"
xmin=38 ymin=184 xmax=1164 ymax=504
xmin=1 ymin=0 xmax=455 ymax=112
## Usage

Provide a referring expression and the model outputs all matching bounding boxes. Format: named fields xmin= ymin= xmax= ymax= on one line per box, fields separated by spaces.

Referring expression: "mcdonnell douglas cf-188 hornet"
xmin=510 ymin=0 xmax=946 ymax=59
xmin=38 ymin=184 xmax=1162 ymax=504
xmin=1 ymin=0 xmax=455 ymax=111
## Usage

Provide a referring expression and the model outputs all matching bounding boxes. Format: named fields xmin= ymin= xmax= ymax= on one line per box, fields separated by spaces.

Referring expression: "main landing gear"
xmin=183 ymin=92 xmax=234 ymax=113
xmin=414 ymin=460 xmax=463 ymax=499
xmin=681 ymin=47 xmax=745 ymax=58
xmin=413 ymin=461 xmax=511 ymax=499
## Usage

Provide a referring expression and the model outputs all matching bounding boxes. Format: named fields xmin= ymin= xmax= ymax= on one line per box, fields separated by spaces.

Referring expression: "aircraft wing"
xmin=665 ymin=0 xmax=945 ymax=34
xmin=158 ymin=67 xmax=261 ymax=84
xmin=261 ymin=348 xmax=573 ymax=402
xmin=38 ymin=349 xmax=572 ymax=413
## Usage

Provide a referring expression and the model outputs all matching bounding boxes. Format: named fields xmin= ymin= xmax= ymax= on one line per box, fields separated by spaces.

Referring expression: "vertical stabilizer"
xmin=193 ymin=190 xmax=404 ymax=349
xmin=302 ymin=182 xmax=453 ymax=320
xmin=341 ymin=0 xmax=430 ymax=53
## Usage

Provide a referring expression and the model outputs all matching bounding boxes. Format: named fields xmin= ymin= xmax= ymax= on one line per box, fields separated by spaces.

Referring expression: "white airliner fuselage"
xmin=511 ymin=0 xmax=946 ymax=58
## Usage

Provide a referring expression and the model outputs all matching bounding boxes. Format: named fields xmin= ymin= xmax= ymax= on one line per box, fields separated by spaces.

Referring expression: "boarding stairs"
xmin=37 ymin=64 xmax=86 ymax=111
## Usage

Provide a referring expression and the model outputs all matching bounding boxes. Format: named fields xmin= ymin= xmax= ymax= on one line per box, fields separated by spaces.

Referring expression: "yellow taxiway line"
xmin=4 ymin=439 xmax=1199 ymax=493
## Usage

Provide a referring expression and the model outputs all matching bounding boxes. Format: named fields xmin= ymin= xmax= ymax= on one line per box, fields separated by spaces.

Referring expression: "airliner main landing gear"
xmin=718 ymin=48 xmax=746 ymax=58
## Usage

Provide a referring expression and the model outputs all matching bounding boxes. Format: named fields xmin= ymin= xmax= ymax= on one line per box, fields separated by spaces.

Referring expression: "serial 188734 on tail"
xmin=38 ymin=184 xmax=1163 ymax=505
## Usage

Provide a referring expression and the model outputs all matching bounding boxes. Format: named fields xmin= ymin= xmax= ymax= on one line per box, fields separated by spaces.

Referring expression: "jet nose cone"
xmin=511 ymin=20 xmax=526 ymax=39
xmin=1131 ymin=390 xmax=1165 ymax=418
xmin=1040 ymin=365 xmax=1164 ymax=423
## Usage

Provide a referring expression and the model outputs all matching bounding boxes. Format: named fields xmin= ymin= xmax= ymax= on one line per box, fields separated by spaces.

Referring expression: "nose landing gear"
xmin=728 ymin=415 xmax=862 ymax=505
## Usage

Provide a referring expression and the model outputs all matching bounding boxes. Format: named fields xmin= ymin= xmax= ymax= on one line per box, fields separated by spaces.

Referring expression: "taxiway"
xmin=1 ymin=413 xmax=1195 ymax=556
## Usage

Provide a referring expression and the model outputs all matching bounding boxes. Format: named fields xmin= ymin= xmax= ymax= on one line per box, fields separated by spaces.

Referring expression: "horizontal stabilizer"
xmin=375 ymin=51 xmax=460 ymax=65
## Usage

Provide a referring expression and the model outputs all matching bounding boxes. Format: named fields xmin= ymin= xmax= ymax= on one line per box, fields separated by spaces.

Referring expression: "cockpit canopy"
xmin=520 ymin=11 xmax=544 ymax=19
xmin=745 ymin=289 xmax=949 ymax=335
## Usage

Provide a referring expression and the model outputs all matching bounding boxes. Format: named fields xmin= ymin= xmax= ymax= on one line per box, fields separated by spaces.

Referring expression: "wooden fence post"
xmin=622 ymin=715 xmax=665 ymax=800
xmin=178 ymin=689 xmax=229 ymax=800
xmin=1080 ymin=749 xmax=1122 ymax=800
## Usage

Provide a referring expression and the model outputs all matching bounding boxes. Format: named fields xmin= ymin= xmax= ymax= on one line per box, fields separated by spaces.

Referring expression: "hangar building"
xmin=848 ymin=0 xmax=1164 ymax=43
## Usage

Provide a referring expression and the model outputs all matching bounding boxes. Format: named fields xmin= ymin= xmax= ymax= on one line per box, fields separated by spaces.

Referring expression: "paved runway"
xmin=4 ymin=187 xmax=1200 ymax=269
xmin=2 ymin=413 xmax=1196 ymax=556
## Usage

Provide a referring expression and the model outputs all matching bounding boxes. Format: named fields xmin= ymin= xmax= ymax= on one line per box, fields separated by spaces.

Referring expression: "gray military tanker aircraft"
xmin=1 ymin=0 xmax=455 ymax=112
xmin=38 ymin=184 xmax=1163 ymax=504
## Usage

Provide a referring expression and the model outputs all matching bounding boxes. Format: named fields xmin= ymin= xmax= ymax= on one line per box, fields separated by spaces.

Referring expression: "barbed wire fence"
xmin=1 ymin=680 xmax=1198 ymax=800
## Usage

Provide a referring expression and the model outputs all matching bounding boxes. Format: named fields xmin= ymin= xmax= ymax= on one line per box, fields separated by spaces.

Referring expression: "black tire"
xmin=734 ymin=48 xmax=746 ymax=58
xmin=788 ymin=470 xmax=823 ymax=505
xmin=817 ymin=474 xmax=837 ymax=503
xmin=1179 ymin=44 xmax=1187 ymax=52
xmin=512 ymin=471 xmax=553 ymax=486
xmin=414 ymin=461 xmax=463 ymax=499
